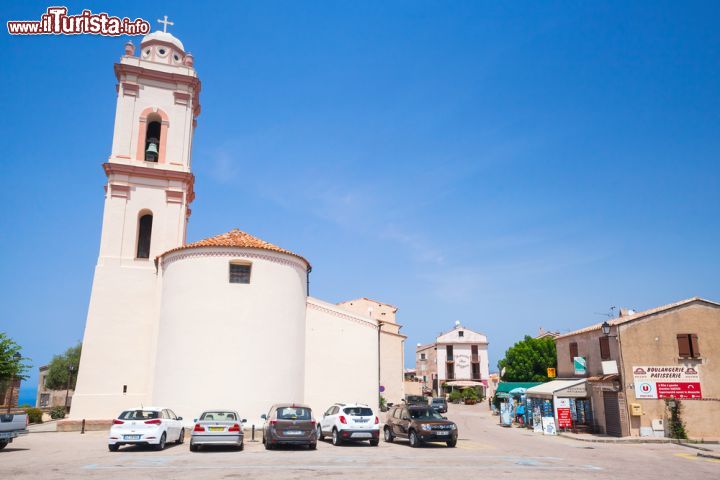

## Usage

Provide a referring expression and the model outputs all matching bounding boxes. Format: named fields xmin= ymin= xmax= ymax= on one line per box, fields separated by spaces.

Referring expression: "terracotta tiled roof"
xmin=160 ymin=228 xmax=310 ymax=268
xmin=555 ymin=297 xmax=720 ymax=340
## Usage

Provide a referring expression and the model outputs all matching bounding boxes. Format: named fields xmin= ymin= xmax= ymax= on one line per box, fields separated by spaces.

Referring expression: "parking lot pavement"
xmin=1 ymin=405 xmax=718 ymax=479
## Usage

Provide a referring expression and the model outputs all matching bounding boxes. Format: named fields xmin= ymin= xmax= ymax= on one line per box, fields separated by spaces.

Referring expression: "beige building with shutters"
xmin=555 ymin=297 xmax=720 ymax=439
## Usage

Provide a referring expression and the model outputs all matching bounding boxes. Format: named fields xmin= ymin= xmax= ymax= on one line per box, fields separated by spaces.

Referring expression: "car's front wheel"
xmin=332 ymin=428 xmax=342 ymax=446
xmin=409 ymin=430 xmax=420 ymax=448
xmin=447 ymin=439 xmax=457 ymax=448
xmin=108 ymin=444 xmax=119 ymax=452
xmin=317 ymin=425 xmax=324 ymax=441
xmin=155 ymin=433 xmax=166 ymax=451
xmin=383 ymin=427 xmax=394 ymax=443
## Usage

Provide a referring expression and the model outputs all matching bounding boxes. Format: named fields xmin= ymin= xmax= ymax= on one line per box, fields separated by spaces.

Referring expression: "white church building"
xmin=71 ymin=28 xmax=405 ymax=424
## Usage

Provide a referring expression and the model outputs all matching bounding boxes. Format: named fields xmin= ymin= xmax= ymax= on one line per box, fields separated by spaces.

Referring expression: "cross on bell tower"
xmin=157 ymin=15 xmax=174 ymax=33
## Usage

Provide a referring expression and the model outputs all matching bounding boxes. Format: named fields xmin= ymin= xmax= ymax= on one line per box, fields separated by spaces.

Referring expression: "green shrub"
xmin=24 ymin=407 xmax=43 ymax=424
xmin=448 ymin=390 xmax=463 ymax=403
xmin=666 ymin=400 xmax=687 ymax=440
xmin=50 ymin=406 xmax=66 ymax=420
xmin=462 ymin=388 xmax=479 ymax=401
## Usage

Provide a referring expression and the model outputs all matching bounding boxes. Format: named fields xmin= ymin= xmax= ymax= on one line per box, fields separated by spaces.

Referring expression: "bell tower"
xmin=72 ymin=23 xmax=201 ymax=420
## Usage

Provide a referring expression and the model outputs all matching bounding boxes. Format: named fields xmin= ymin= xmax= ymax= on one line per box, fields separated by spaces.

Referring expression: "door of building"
xmin=603 ymin=391 xmax=622 ymax=437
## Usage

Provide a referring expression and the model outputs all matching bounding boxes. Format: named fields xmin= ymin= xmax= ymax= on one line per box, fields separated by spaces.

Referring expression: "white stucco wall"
xmin=304 ymin=298 xmax=379 ymax=415
xmin=72 ymin=174 xmax=186 ymax=420
xmin=153 ymin=247 xmax=308 ymax=423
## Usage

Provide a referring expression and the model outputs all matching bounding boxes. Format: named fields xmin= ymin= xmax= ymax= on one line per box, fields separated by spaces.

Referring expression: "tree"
xmin=44 ymin=343 xmax=82 ymax=391
xmin=0 ymin=332 xmax=31 ymax=383
xmin=497 ymin=335 xmax=556 ymax=382
xmin=0 ymin=333 xmax=31 ymax=401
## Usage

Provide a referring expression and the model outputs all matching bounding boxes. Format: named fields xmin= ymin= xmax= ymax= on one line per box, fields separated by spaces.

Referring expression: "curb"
xmin=697 ymin=452 xmax=720 ymax=460
xmin=558 ymin=433 xmax=719 ymax=445
xmin=557 ymin=433 xmax=671 ymax=444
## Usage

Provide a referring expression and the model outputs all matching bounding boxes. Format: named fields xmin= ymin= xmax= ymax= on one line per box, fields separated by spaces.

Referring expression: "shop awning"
xmin=444 ymin=380 xmax=484 ymax=387
xmin=495 ymin=382 xmax=543 ymax=395
xmin=526 ymin=379 xmax=587 ymax=399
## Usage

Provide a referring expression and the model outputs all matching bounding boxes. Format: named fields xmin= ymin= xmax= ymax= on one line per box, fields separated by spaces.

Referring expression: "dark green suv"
xmin=383 ymin=404 xmax=457 ymax=447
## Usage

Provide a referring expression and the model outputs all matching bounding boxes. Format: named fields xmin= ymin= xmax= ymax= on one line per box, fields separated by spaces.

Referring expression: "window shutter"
xmin=599 ymin=336 xmax=610 ymax=360
xmin=677 ymin=334 xmax=691 ymax=357
xmin=690 ymin=334 xmax=700 ymax=358
xmin=570 ymin=342 xmax=579 ymax=360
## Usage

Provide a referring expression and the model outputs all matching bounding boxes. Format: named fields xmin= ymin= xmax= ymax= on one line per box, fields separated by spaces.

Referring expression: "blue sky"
xmin=1 ymin=1 xmax=719 ymax=398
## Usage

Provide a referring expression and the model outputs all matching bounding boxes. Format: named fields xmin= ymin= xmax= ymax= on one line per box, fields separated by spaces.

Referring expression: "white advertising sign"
xmin=633 ymin=366 xmax=702 ymax=400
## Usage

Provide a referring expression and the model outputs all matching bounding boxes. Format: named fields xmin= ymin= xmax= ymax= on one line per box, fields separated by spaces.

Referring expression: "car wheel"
xmin=447 ymin=439 xmax=457 ymax=448
xmin=190 ymin=443 xmax=198 ymax=452
xmin=108 ymin=444 xmax=120 ymax=452
xmin=409 ymin=430 xmax=419 ymax=448
xmin=238 ymin=441 xmax=244 ymax=451
xmin=264 ymin=439 xmax=273 ymax=450
xmin=155 ymin=432 xmax=167 ymax=451
xmin=370 ymin=439 xmax=379 ymax=446
xmin=317 ymin=424 xmax=324 ymax=441
xmin=332 ymin=428 xmax=342 ymax=446
xmin=384 ymin=427 xmax=394 ymax=443
xmin=309 ymin=442 xmax=317 ymax=450
xmin=176 ymin=428 xmax=185 ymax=444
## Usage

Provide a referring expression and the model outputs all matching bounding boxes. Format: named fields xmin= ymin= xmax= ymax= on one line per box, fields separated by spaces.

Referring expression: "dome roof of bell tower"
xmin=141 ymin=30 xmax=185 ymax=52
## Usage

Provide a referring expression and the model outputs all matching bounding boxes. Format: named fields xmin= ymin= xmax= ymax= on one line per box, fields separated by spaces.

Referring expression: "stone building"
xmin=36 ymin=365 xmax=74 ymax=409
xmin=416 ymin=323 xmax=490 ymax=396
xmin=555 ymin=297 xmax=720 ymax=438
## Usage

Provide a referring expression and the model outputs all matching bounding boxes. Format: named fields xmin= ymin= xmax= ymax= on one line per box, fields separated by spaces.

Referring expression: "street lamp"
xmin=6 ymin=352 xmax=22 ymax=413
xmin=601 ymin=321 xmax=611 ymax=336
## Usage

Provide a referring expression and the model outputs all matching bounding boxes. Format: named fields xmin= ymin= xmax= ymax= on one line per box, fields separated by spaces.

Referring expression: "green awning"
xmin=495 ymin=382 xmax=544 ymax=395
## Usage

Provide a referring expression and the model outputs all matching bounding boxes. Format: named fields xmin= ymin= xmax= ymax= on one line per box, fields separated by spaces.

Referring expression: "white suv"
xmin=108 ymin=407 xmax=185 ymax=451
xmin=317 ymin=403 xmax=379 ymax=446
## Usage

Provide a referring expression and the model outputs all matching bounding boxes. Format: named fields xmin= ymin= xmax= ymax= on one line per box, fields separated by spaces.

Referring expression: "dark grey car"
xmin=262 ymin=403 xmax=317 ymax=450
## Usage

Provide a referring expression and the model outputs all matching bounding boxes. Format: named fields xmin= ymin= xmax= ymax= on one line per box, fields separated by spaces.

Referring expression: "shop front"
xmin=526 ymin=379 xmax=592 ymax=434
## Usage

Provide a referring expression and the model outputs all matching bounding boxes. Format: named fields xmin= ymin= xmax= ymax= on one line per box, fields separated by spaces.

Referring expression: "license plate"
xmin=284 ymin=430 xmax=303 ymax=435
xmin=436 ymin=431 xmax=449 ymax=436
xmin=351 ymin=432 xmax=372 ymax=438
xmin=123 ymin=435 xmax=141 ymax=440
xmin=354 ymin=419 xmax=368 ymax=423
xmin=209 ymin=427 xmax=224 ymax=432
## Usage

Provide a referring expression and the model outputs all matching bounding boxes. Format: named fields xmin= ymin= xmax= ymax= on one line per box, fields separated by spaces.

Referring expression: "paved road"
xmin=1 ymin=404 xmax=717 ymax=479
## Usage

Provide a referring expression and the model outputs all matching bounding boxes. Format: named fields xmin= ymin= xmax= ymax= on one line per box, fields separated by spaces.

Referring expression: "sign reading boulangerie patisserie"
xmin=633 ymin=366 xmax=702 ymax=399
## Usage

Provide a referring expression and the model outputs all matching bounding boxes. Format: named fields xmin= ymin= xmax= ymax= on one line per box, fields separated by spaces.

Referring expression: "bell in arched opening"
xmin=144 ymin=120 xmax=162 ymax=162
xmin=145 ymin=138 xmax=159 ymax=162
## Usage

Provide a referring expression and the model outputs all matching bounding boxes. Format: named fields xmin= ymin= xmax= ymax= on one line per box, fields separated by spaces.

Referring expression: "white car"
xmin=108 ymin=407 xmax=185 ymax=451
xmin=317 ymin=403 xmax=380 ymax=446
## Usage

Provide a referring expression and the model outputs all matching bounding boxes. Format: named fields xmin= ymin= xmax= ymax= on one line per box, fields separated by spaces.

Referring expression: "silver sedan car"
xmin=190 ymin=410 xmax=246 ymax=451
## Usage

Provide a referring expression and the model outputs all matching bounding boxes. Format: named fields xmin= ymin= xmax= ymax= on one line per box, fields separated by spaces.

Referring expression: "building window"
xmin=677 ymin=334 xmax=700 ymax=358
xmin=569 ymin=342 xmax=579 ymax=361
xmin=136 ymin=213 xmax=153 ymax=259
xmin=599 ymin=336 xmax=611 ymax=360
xmin=446 ymin=345 xmax=454 ymax=361
xmin=39 ymin=393 xmax=50 ymax=407
xmin=229 ymin=262 xmax=251 ymax=284
xmin=420 ymin=353 xmax=426 ymax=360
xmin=458 ymin=330 xmax=464 ymax=337
xmin=447 ymin=363 xmax=455 ymax=380
xmin=472 ymin=363 xmax=481 ymax=380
